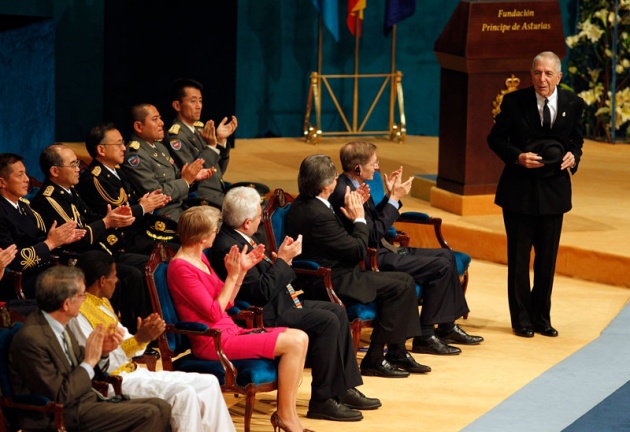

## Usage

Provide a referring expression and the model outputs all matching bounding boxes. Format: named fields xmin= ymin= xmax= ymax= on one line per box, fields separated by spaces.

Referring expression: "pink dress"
xmin=167 ymin=255 xmax=286 ymax=361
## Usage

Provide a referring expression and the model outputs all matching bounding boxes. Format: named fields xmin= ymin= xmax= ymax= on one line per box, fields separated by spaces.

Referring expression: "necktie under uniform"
xmin=249 ymin=239 xmax=302 ymax=308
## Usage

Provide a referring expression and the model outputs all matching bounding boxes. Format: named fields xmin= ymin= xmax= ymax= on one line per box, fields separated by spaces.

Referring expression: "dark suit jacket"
xmin=209 ymin=226 xmax=298 ymax=326
xmin=8 ymin=310 xmax=96 ymax=430
xmin=167 ymin=118 xmax=229 ymax=208
xmin=30 ymin=180 xmax=113 ymax=253
xmin=488 ymin=86 xmax=585 ymax=215
xmin=286 ymin=195 xmax=376 ymax=304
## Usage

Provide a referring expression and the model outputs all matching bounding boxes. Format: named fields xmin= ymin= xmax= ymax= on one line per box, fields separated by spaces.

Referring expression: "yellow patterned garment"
xmin=80 ymin=293 xmax=147 ymax=375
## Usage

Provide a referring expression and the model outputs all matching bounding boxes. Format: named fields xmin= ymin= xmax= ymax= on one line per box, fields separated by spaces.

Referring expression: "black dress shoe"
xmin=339 ymin=388 xmax=382 ymax=410
xmin=534 ymin=326 xmax=558 ymax=337
xmin=411 ymin=336 xmax=461 ymax=355
xmin=436 ymin=324 xmax=484 ymax=345
xmin=307 ymin=398 xmax=363 ymax=421
xmin=513 ymin=327 xmax=534 ymax=337
xmin=360 ymin=358 xmax=410 ymax=378
xmin=385 ymin=351 xmax=431 ymax=373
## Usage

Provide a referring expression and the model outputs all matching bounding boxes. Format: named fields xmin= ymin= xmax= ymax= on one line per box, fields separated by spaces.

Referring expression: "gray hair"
xmin=36 ymin=266 xmax=84 ymax=313
xmin=222 ymin=186 xmax=261 ymax=229
xmin=297 ymin=154 xmax=337 ymax=198
xmin=532 ymin=51 xmax=561 ymax=73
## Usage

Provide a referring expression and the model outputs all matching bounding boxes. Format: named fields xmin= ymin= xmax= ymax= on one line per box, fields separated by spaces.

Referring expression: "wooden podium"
xmin=432 ymin=0 xmax=566 ymax=214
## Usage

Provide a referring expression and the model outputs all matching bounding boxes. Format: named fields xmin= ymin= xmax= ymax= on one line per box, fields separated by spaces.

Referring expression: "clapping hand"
xmin=339 ymin=186 xmax=365 ymax=221
xmin=356 ymin=183 xmax=371 ymax=204
xmin=0 ymin=244 xmax=17 ymax=271
xmin=273 ymin=234 xmax=302 ymax=265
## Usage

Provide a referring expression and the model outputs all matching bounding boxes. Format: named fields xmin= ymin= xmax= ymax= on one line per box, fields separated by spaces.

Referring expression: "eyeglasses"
xmin=100 ymin=141 xmax=126 ymax=147
xmin=73 ymin=292 xmax=88 ymax=300
xmin=55 ymin=160 xmax=81 ymax=169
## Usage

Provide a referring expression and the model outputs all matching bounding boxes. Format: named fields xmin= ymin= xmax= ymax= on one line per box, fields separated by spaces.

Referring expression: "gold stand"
xmin=304 ymin=18 xmax=406 ymax=144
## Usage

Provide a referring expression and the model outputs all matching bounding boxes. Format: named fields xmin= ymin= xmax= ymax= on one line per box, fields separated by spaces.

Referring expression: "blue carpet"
xmin=463 ymin=301 xmax=630 ymax=432
xmin=563 ymin=379 xmax=630 ymax=431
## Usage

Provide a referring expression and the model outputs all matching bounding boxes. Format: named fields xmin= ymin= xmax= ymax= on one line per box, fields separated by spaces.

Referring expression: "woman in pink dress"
xmin=168 ymin=206 xmax=312 ymax=432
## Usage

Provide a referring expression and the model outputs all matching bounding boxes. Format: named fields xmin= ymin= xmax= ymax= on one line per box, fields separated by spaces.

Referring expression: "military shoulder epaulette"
xmin=18 ymin=197 xmax=30 ymax=205
xmin=128 ymin=141 xmax=140 ymax=151
xmin=91 ymin=166 xmax=102 ymax=177
xmin=169 ymin=124 xmax=181 ymax=135
xmin=193 ymin=121 xmax=205 ymax=128
xmin=43 ymin=185 xmax=54 ymax=197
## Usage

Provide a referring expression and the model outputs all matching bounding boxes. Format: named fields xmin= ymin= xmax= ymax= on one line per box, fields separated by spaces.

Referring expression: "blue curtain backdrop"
xmin=236 ymin=0 xmax=577 ymax=138
xmin=0 ymin=17 xmax=55 ymax=178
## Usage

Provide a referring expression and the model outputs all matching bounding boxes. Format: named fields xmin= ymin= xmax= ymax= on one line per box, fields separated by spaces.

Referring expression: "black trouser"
xmin=273 ymin=300 xmax=362 ymax=402
xmin=503 ymin=210 xmax=563 ymax=329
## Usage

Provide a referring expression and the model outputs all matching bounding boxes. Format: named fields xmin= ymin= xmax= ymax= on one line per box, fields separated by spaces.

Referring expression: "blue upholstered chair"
xmin=262 ymin=188 xmax=377 ymax=353
xmin=0 ymin=322 xmax=65 ymax=432
xmin=145 ymin=243 xmax=278 ymax=432
xmin=365 ymin=170 xmax=472 ymax=318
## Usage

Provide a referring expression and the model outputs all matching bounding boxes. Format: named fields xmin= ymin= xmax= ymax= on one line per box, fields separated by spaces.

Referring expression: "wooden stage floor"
xmin=218 ymin=136 xmax=630 ymax=431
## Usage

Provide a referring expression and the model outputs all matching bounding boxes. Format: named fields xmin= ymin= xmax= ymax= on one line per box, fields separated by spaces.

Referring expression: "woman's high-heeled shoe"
xmin=270 ymin=412 xmax=315 ymax=432
xmin=271 ymin=412 xmax=292 ymax=432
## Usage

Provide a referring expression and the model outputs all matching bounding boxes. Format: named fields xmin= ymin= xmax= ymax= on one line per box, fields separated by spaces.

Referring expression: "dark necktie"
xmin=249 ymin=239 xmax=302 ymax=308
xmin=543 ymin=98 xmax=551 ymax=130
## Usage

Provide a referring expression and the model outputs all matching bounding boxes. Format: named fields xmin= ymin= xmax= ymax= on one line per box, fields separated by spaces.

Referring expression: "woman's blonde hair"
xmin=177 ymin=206 xmax=221 ymax=246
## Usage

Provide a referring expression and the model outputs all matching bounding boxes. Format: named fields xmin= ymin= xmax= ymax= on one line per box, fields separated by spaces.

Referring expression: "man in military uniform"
xmin=0 ymin=153 xmax=85 ymax=298
xmin=167 ymin=78 xmax=237 ymax=209
xmin=76 ymin=123 xmax=173 ymax=255
xmin=122 ymin=103 xmax=212 ymax=221
xmin=31 ymin=144 xmax=149 ymax=333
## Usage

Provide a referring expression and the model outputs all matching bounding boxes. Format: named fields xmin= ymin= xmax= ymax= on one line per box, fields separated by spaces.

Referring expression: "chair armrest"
xmin=397 ymin=212 xmax=451 ymax=250
xmin=229 ymin=308 xmax=256 ymax=329
xmin=292 ymin=261 xmax=345 ymax=309
xmin=229 ymin=300 xmax=265 ymax=329
xmin=5 ymin=396 xmax=65 ymax=431
xmin=4 ymin=269 xmax=25 ymax=300
xmin=367 ymin=248 xmax=379 ymax=272
xmin=163 ymin=323 xmax=239 ymax=389
xmin=93 ymin=374 xmax=123 ymax=396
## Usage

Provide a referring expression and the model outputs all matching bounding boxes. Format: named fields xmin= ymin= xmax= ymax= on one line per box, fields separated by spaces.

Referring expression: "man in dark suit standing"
xmin=8 ymin=266 xmax=171 ymax=431
xmin=210 ymin=186 xmax=380 ymax=422
xmin=488 ymin=51 xmax=585 ymax=338
xmin=286 ymin=155 xmax=428 ymax=378
xmin=330 ymin=142 xmax=483 ymax=356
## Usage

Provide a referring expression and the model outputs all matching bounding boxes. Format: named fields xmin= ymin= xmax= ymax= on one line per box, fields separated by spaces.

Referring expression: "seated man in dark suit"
xmin=330 ymin=142 xmax=483 ymax=356
xmin=286 ymin=154 xmax=428 ymax=378
xmin=30 ymin=144 xmax=149 ymax=333
xmin=210 ymin=186 xmax=380 ymax=422
xmin=0 ymin=153 xmax=85 ymax=298
xmin=76 ymin=122 xmax=172 ymax=255
xmin=8 ymin=266 xmax=171 ymax=432
xmin=167 ymin=78 xmax=237 ymax=209
xmin=121 ymin=103 xmax=212 ymax=221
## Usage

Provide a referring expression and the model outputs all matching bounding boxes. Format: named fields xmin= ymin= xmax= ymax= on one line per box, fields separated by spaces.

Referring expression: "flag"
xmin=384 ymin=0 xmax=416 ymax=35
xmin=312 ymin=0 xmax=340 ymax=41
xmin=347 ymin=0 xmax=366 ymax=37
